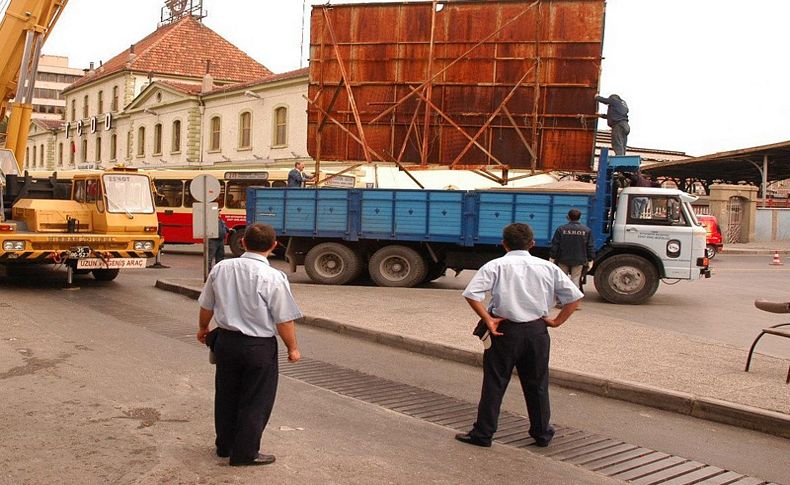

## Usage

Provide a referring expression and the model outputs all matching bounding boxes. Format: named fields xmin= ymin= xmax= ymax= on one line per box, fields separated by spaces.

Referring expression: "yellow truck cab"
xmin=1 ymin=164 xmax=162 ymax=282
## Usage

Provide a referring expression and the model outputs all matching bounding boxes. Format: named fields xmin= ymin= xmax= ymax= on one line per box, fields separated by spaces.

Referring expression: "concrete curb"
xmin=722 ymin=249 xmax=790 ymax=256
xmin=156 ymin=279 xmax=790 ymax=440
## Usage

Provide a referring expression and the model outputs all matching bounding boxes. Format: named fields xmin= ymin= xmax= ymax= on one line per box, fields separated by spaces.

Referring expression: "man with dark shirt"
xmin=595 ymin=94 xmax=629 ymax=155
xmin=550 ymin=209 xmax=594 ymax=289
xmin=287 ymin=161 xmax=314 ymax=187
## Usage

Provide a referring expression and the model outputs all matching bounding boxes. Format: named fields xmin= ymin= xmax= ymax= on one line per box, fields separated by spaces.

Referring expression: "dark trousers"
xmin=611 ymin=121 xmax=630 ymax=155
xmin=214 ymin=329 xmax=279 ymax=464
xmin=470 ymin=320 xmax=554 ymax=445
xmin=208 ymin=239 xmax=225 ymax=269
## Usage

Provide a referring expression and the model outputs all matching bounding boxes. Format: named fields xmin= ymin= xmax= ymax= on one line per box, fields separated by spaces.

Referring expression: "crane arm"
xmin=0 ymin=0 xmax=68 ymax=171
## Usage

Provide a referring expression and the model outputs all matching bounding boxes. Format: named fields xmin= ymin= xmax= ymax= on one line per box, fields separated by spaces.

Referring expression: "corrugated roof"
xmin=65 ymin=16 xmax=271 ymax=92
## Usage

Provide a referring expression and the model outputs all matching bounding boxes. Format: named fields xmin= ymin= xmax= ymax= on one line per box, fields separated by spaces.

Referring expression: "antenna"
xmin=161 ymin=0 xmax=206 ymax=25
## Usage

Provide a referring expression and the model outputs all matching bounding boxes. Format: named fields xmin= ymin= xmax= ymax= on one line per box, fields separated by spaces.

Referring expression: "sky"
xmin=38 ymin=0 xmax=790 ymax=157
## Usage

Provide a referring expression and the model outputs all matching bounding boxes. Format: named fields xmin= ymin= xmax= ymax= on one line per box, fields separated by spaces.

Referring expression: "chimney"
xmin=128 ymin=44 xmax=137 ymax=63
xmin=201 ymin=60 xmax=214 ymax=93
xmin=88 ymin=62 xmax=95 ymax=75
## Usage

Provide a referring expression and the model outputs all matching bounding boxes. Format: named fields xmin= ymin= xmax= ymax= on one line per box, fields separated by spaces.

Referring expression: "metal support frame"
xmin=307 ymin=0 xmax=593 ymax=187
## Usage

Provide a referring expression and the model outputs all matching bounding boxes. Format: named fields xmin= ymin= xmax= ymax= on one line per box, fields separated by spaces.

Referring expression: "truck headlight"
xmin=3 ymin=241 xmax=25 ymax=251
xmin=134 ymin=241 xmax=154 ymax=251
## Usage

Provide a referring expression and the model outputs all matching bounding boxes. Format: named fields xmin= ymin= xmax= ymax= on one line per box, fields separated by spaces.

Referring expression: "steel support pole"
xmin=762 ymin=154 xmax=768 ymax=207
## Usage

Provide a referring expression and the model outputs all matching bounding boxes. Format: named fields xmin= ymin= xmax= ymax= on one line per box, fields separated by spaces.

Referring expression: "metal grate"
xmin=279 ymin=353 xmax=776 ymax=485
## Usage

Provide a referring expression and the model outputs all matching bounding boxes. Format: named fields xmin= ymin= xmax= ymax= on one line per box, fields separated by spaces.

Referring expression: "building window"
xmin=137 ymin=127 xmax=146 ymax=157
xmin=39 ymin=144 xmax=44 ymax=167
xmin=239 ymin=111 xmax=252 ymax=149
xmin=171 ymin=120 xmax=181 ymax=153
xmin=98 ymin=91 xmax=104 ymax=114
xmin=96 ymin=137 xmax=102 ymax=162
xmin=273 ymin=106 xmax=287 ymax=146
xmin=58 ymin=143 xmax=63 ymax=166
xmin=81 ymin=139 xmax=88 ymax=163
xmin=112 ymin=86 xmax=119 ymax=112
xmin=110 ymin=134 xmax=117 ymax=160
xmin=209 ymin=116 xmax=221 ymax=152
xmin=30 ymin=147 xmax=34 ymax=166
xmin=70 ymin=142 xmax=75 ymax=163
xmin=83 ymin=95 xmax=89 ymax=118
xmin=153 ymin=123 xmax=162 ymax=155
xmin=71 ymin=99 xmax=76 ymax=121
xmin=126 ymin=131 xmax=133 ymax=159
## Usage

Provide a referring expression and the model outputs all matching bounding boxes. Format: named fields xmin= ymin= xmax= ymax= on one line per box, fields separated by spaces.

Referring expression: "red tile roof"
xmin=158 ymin=81 xmax=204 ymax=95
xmin=65 ymin=16 xmax=271 ymax=92
xmin=207 ymin=67 xmax=309 ymax=96
xmin=33 ymin=119 xmax=66 ymax=131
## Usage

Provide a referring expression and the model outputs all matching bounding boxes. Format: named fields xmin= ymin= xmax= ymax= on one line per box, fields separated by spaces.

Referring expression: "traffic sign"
xmin=189 ymin=174 xmax=221 ymax=202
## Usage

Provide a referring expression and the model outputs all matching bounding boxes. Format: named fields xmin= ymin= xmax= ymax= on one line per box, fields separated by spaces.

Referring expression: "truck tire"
xmin=304 ymin=243 xmax=363 ymax=285
xmin=92 ymin=268 xmax=120 ymax=281
xmin=593 ymin=254 xmax=659 ymax=304
xmin=705 ymin=244 xmax=717 ymax=260
xmin=229 ymin=230 xmax=245 ymax=257
xmin=369 ymin=245 xmax=427 ymax=288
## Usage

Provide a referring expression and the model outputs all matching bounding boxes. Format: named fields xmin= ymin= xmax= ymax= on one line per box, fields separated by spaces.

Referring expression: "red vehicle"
xmin=697 ymin=215 xmax=723 ymax=259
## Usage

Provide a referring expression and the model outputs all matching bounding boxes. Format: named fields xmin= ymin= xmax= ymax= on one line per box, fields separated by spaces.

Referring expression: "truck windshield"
xmin=103 ymin=174 xmax=154 ymax=214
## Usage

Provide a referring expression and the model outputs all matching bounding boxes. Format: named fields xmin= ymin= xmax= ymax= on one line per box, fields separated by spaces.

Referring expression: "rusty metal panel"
xmin=308 ymin=0 xmax=605 ymax=174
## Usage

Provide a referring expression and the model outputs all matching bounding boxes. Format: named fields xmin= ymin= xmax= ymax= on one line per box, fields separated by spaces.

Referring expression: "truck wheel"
xmin=229 ymin=230 xmax=245 ymax=257
xmin=423 ymin=262 xmax=447 ymax=283
xmin=92 ymin=268 xmax=120 ymax=281
xmin=304 ymin=243 xmax=363 ymax=285
xmin=705 ymin=244 xmax=717 ymax=259
xmin=369 ymin=245 xmax=427 ymax=288
xmin=593 ymin=254 xmax=659 ymax=304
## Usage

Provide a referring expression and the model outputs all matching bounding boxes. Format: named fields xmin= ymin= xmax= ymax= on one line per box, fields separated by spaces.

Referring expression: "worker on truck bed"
xmin=595 ymin=94 xmax=630 ymax=155
xmin=287 ymin=161 xmax=315 ymax=188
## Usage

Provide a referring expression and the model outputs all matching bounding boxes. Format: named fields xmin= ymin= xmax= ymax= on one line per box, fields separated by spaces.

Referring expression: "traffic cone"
xmin=770 ymin=250 xmax=783 ymax=266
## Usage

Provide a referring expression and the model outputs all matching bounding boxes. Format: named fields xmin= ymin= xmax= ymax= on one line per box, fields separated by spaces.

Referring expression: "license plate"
xmin=69 ymin=246 xmax=91 ymax=259
xmin=76 ymin=258 xmax=150 ymax=269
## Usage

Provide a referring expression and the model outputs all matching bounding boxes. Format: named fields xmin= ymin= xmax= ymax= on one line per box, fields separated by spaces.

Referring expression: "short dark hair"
xmin=568 ymin=209 xmax=581 ymax=221
xmin=243 ymin=223 xmax=277 ymax=251
xmin=502 ymin=223 xmax=534 ymax=251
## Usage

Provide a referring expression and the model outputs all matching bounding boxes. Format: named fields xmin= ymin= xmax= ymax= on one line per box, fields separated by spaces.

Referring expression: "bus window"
xmin=226 ymin=181 xmax=264 ymax=209
xmin=184 ymin=180 xmax=195 ymax=208
xmin=154 ymin=180 xmax=184 ymax=207
xmin=271 ymin=180 xmax=286 ymax=188
xmin=217 ymin=182 xmax=227 ymax=209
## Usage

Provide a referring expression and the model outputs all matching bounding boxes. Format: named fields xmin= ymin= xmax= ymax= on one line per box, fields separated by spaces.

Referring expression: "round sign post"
xmin=190 ymin=174 xmax=221 ymax=281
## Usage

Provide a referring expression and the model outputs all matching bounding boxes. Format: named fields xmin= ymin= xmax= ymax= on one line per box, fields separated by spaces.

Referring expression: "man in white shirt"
xmin=197 ymin=223 xmax=302 ymax=466
xmin=456 ymin=223 xmax=583 ymax=448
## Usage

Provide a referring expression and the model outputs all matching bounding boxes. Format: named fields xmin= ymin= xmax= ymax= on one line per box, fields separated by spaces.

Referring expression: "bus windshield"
xmin=103 ymin=174 xmax=155 ymax=215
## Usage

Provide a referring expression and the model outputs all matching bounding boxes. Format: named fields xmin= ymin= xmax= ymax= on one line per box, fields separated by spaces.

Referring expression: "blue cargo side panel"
xmin=360 ymin=190 xmax=394 ymax=236
xmin=316 ymin=190 xmax=350 ymax=234
xmin=249 ymin=188 xmax=286 ymax=232
xmin=283 ymin=190 xmax=317 ymax=233
xmin=428 ymin=191 xmax=464 ymax=239
xmin=394 ymin=191 xmax=427 ymax=237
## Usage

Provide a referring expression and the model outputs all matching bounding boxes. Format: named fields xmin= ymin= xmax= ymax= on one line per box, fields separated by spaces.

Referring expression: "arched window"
xmin=171 ymin=120 xmax=182 ymax=153
xmin=153 ymin=123 xmax=162 ymax=155
xmin=32 ymin=145 xmax=36 ymax=166
xmin=98 ymin=91 xmax=104 ymax=114
xmin=26 ymin=147 xmax=30 ymax=167
xmin=81 ymin=139 xmax=88 ymax=163
xmin=110 ymin=134 xmax=117 ymax=160
xmin=96 ymin=137 xmax=102 ymax=162
xmin=58 ymin=143 xmax=63 ymax=166
xmin=239 ymin=111 xmax=252 ymax=149
xmin=273 ymin=106 xmax=287 ymax=146
xmin=209 ymin=116 xmax=221 ymax=151
xmin=137 ymin=127 xmax=146 ymax=156
xmin=83 ymin=95 xmax=89 ymax=118
xmin=126 ymin=131 xmax=133 ymax=159
xmin=39 ymin=144 xmax=44 ymax=167
xmin=70 ymin=142 xmax=75 ymax=163
xmin=112 ymin=86 xmax=119 ymax=112
xmin=71 ymin=99 xmax=76 ymax=121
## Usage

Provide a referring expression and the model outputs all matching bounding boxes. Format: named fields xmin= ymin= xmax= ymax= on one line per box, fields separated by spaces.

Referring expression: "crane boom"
xmin=0 ymin=0 xmax=68 ymax=171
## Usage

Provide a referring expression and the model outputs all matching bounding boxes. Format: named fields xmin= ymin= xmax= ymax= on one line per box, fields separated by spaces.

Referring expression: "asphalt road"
xmin=1 ymin=256 xmax=788 ymax=483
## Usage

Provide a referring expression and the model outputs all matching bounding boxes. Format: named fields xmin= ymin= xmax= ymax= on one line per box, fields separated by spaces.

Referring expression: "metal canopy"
xmin=642 ymin=139 xmax=790 ymax=193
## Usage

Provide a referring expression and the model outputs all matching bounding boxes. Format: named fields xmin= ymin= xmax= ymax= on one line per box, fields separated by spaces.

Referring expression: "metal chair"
xmin=745 ymin=300 xmax=790 ymax=384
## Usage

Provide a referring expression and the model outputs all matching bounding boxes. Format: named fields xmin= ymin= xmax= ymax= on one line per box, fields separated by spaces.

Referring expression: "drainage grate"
xmin=279 ymin=354 xmax=776 ymax=485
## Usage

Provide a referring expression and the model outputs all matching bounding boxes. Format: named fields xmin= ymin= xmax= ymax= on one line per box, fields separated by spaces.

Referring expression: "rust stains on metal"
xmin=308 ymin=0 xmax=605 ymax=183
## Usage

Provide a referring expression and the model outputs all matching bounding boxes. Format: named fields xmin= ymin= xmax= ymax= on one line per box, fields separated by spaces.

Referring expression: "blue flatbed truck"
xmin=247 ymin=152 xmax=711 ymax=304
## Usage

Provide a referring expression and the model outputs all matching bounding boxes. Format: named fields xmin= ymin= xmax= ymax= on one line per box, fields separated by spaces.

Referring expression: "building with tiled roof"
xmin=24 ymin=14 xmax=314 ymax=172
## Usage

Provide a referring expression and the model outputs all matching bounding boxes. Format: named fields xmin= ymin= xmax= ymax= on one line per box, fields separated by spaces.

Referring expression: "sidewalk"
xmin=724 ymin=240 xmax=790 ymax=255
xmin=156 ymin=278 xmax=790 ymax=439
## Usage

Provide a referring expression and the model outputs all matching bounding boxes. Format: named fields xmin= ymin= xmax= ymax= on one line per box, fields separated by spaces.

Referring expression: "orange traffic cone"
xmin=770 ymin=250 xmax=783 ymax=266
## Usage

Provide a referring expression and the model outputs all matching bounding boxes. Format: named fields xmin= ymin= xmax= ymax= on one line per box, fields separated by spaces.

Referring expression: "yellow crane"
xmin=1 ymin=0 xmax=68 ymax=169
xmin=0 ymin=0 xmax=163 ymax=284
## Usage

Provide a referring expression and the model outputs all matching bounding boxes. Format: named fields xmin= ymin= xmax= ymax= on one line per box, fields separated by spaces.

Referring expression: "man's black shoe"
xmin=454 ymin=433 xmax=491 ymax=448
xmin=533 ymin=440 xmax=551 ymax=448
xmin=216 ymin=449 xmax=230 ymax=458
xmin=229 ymin=454 xmax=276 ymax=466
